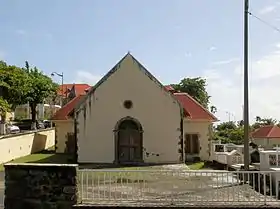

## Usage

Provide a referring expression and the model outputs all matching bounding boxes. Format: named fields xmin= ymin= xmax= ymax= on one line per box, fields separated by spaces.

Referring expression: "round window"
xmin=123 ymin=100 xmax=133 ymax=109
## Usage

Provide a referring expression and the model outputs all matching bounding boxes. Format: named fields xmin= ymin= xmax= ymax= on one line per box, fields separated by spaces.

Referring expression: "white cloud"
xmin=73 ymin=71 xmax=102 ymax=85
xmin=234 ymin=44 xmax=280 ymax=80
xmin=209 ymin=46 xmax=217 ymax=51
xmin=206 ymin=44 xmax=280 ymax=123
xmin=259 ymin=5 xmax=276 ymax=15
xmin=211 ymin=58 xmax=239 ymax=66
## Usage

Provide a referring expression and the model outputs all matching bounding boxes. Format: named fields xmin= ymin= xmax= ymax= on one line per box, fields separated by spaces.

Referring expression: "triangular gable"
xmin=75 ymin=52 xmax=184 ymax=114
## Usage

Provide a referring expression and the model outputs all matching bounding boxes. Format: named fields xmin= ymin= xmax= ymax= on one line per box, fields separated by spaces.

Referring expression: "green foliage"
xmin=0 ymin=60 xmax=58 ymax=124
xmin=214 ymin=117 xmax=280 ymax=145
xmin=24 ymin=61 xmax=58 ymax=121
xmin=210 ymin=106 xmax=217 ymax=113
xmin=24 ymin=64 xmax=58 ymax=105
xmin=0 ymin=97 xmax=11 ymax=113
xmin=251 ymin=116 xmax=277 ymax=130
xmin=216 ymin=121 xmax=237 ymax=131
xmin=213 ymin=121 xmax=244 ymax=145
xmin=171 ymin=77 xmax=214 ymax=109
xmin=0 ymin=61 xmax=30 ymax=109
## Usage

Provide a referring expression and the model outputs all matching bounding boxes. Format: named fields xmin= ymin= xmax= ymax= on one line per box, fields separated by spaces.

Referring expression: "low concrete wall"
xmin=0 ymin=128 xmax=55 ymax=164
xmin=4 ymin=163 xmax=78 ymax=209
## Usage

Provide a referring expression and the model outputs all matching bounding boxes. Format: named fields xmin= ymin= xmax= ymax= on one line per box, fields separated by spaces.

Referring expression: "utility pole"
xmin=243 ymin=0 xmax=250 ymax=171
xmin=226 ymin=111 xmax=231 ymax=122
xmin=51 ymin=72 xmax=64 ymax=107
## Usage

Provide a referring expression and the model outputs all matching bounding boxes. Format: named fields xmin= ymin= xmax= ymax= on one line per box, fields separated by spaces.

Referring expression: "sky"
xmin=1 ymin=0 xmax=280 ymax=123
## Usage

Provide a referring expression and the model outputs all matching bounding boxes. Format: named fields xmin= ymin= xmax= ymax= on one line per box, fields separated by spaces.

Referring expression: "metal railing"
xmin=77 ymin=169 xmax=280 ymax=206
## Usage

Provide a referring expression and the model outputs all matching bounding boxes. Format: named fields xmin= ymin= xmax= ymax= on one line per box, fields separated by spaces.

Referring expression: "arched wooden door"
xmin=116 ymin=119 xmax=143 ymax=164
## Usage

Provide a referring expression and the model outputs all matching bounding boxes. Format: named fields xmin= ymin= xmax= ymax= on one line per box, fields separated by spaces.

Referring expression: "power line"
xmin=248 ymin=11 xmax=280 ymax=33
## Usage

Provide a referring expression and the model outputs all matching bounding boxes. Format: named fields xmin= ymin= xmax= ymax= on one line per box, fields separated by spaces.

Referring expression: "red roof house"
xmin=251 ymin=125 xmax=280 ymax=139
xmin=163 ymin=85 xmax=217 ymax=122
xmin=53 ymin=86 xmax=217 ymax=122
xmin=52 ymin=95 xmax=85 ymax=120
xmin=164 ymin=85 xmax=176 ymax=92
xmin=58 ymin=84 xmax=91 ymax=97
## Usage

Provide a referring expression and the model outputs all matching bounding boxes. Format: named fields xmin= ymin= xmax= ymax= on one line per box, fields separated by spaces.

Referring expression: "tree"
xmin=210 ymin=105 xmax=217 ymax=114
xmin=0 ymin=62 xmax=31 ymax=108
xmin=213 ymin=121 xmax=244 ymax=145
xmin=0 ymin=98 xmax=10 ymax=113
xmin=0 ymin=97 xmax=11 ymax=134
xmin=171 ymin=77 xmax=213 ymax=109
xmin=0 ymin=61 xmax=31 ymax=134
xmin=251 ymin=116 xmax=277 ymax=130
xmin=24 ymin=61 xmax=58 ymax=129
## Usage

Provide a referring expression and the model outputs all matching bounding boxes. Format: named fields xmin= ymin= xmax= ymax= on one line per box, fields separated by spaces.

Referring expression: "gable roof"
xmin=251 ymin=125 xmax=280 ymax=139
xmin=164 ymin=85 xmax=175 ymax=91
xmin=75 ymin=53 xmax=184 ymax=113
xmin=173 ymin=92 xmax=218 ymax=121
xmin=52 ymin=95 xmax=85 ymax=120
xmin=58 ymin=84 xmax=91 ymax=97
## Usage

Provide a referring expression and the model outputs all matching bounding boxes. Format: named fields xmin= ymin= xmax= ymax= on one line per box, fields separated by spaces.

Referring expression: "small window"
xmin=123 ymin=100 xmax=133 ymax=109
xmin=184 ymin=134 xmax=200 ymax=154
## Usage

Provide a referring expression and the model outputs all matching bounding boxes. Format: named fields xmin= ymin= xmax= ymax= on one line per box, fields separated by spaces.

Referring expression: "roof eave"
xmin=184 ymin=118 xmax=217 ymax=122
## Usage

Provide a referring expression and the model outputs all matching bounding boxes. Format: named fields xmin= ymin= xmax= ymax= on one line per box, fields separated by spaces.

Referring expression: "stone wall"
xmin=4 ymin=163 xmax=78 ymax=209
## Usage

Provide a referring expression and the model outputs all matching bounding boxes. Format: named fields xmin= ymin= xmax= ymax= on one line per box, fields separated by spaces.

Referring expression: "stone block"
xmin=4 ymin=163 xmax=78 ymax=209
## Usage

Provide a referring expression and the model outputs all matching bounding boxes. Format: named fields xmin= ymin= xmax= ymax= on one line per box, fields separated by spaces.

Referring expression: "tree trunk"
xmin=0 ymin=112 xmax=6 ymax=135
xmin=30 ymin=103 xmax=37 ymax=130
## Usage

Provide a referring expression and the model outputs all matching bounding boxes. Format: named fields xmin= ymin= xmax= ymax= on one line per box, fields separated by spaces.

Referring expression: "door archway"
xmin=114 ymin=117 xmax=143 ymax=164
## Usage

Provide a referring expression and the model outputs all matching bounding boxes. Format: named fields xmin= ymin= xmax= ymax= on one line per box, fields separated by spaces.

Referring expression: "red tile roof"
xmin=52 ymin=95 xmax=85 ymax=120
xmin=173 ymin=92 xmax=218 ymax=121
xmin=164 ymin=85 xmax=175 ymax=91
xmin=251 ymin=125 xmax=280 ymax=139
xmin=58 ymin=84 xmax=91 ymax=97
xmin=53 ymin=85 xmax=218 ymax=121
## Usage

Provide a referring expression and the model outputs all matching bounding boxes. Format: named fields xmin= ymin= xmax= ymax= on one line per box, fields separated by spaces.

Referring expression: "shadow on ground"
xmin=28 ymin=154 xmax=75 ymax=164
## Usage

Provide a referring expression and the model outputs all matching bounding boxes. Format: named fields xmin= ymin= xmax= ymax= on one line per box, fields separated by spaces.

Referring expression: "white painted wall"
xmin=0 ymin=129 xmax=55 ymax=164
xmin=253 ymin=138 xmax=280 ymax=149
xmin=77 ymin=54 xmax=182 ymax=164
xmin=260 ymin=150 xmax=280 ymax=170
xmin=210 ymin=142 xmax=244 ymax=165
xmin=54 ymin=120 xmax=74 ymax=153
xmin=183 ymin=120 xmax=212 ymax=161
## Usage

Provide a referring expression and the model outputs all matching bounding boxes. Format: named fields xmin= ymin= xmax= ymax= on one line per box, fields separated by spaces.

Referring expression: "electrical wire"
xmin=248 ymin=11 xmax=280 ymax=33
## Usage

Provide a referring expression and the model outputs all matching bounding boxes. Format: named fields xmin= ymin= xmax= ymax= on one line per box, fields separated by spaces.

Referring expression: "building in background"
xmin=14 ymin=84 xmax=91 ymax=120
xmin=251 ymin=125 xmax=280 ymax=149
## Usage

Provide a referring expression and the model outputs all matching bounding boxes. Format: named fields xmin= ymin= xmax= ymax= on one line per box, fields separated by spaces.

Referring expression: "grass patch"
xmin=187 ymin=162 xmax=205 ymax=170
xmin=0 ymin=153 xmax=73 ymax=171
